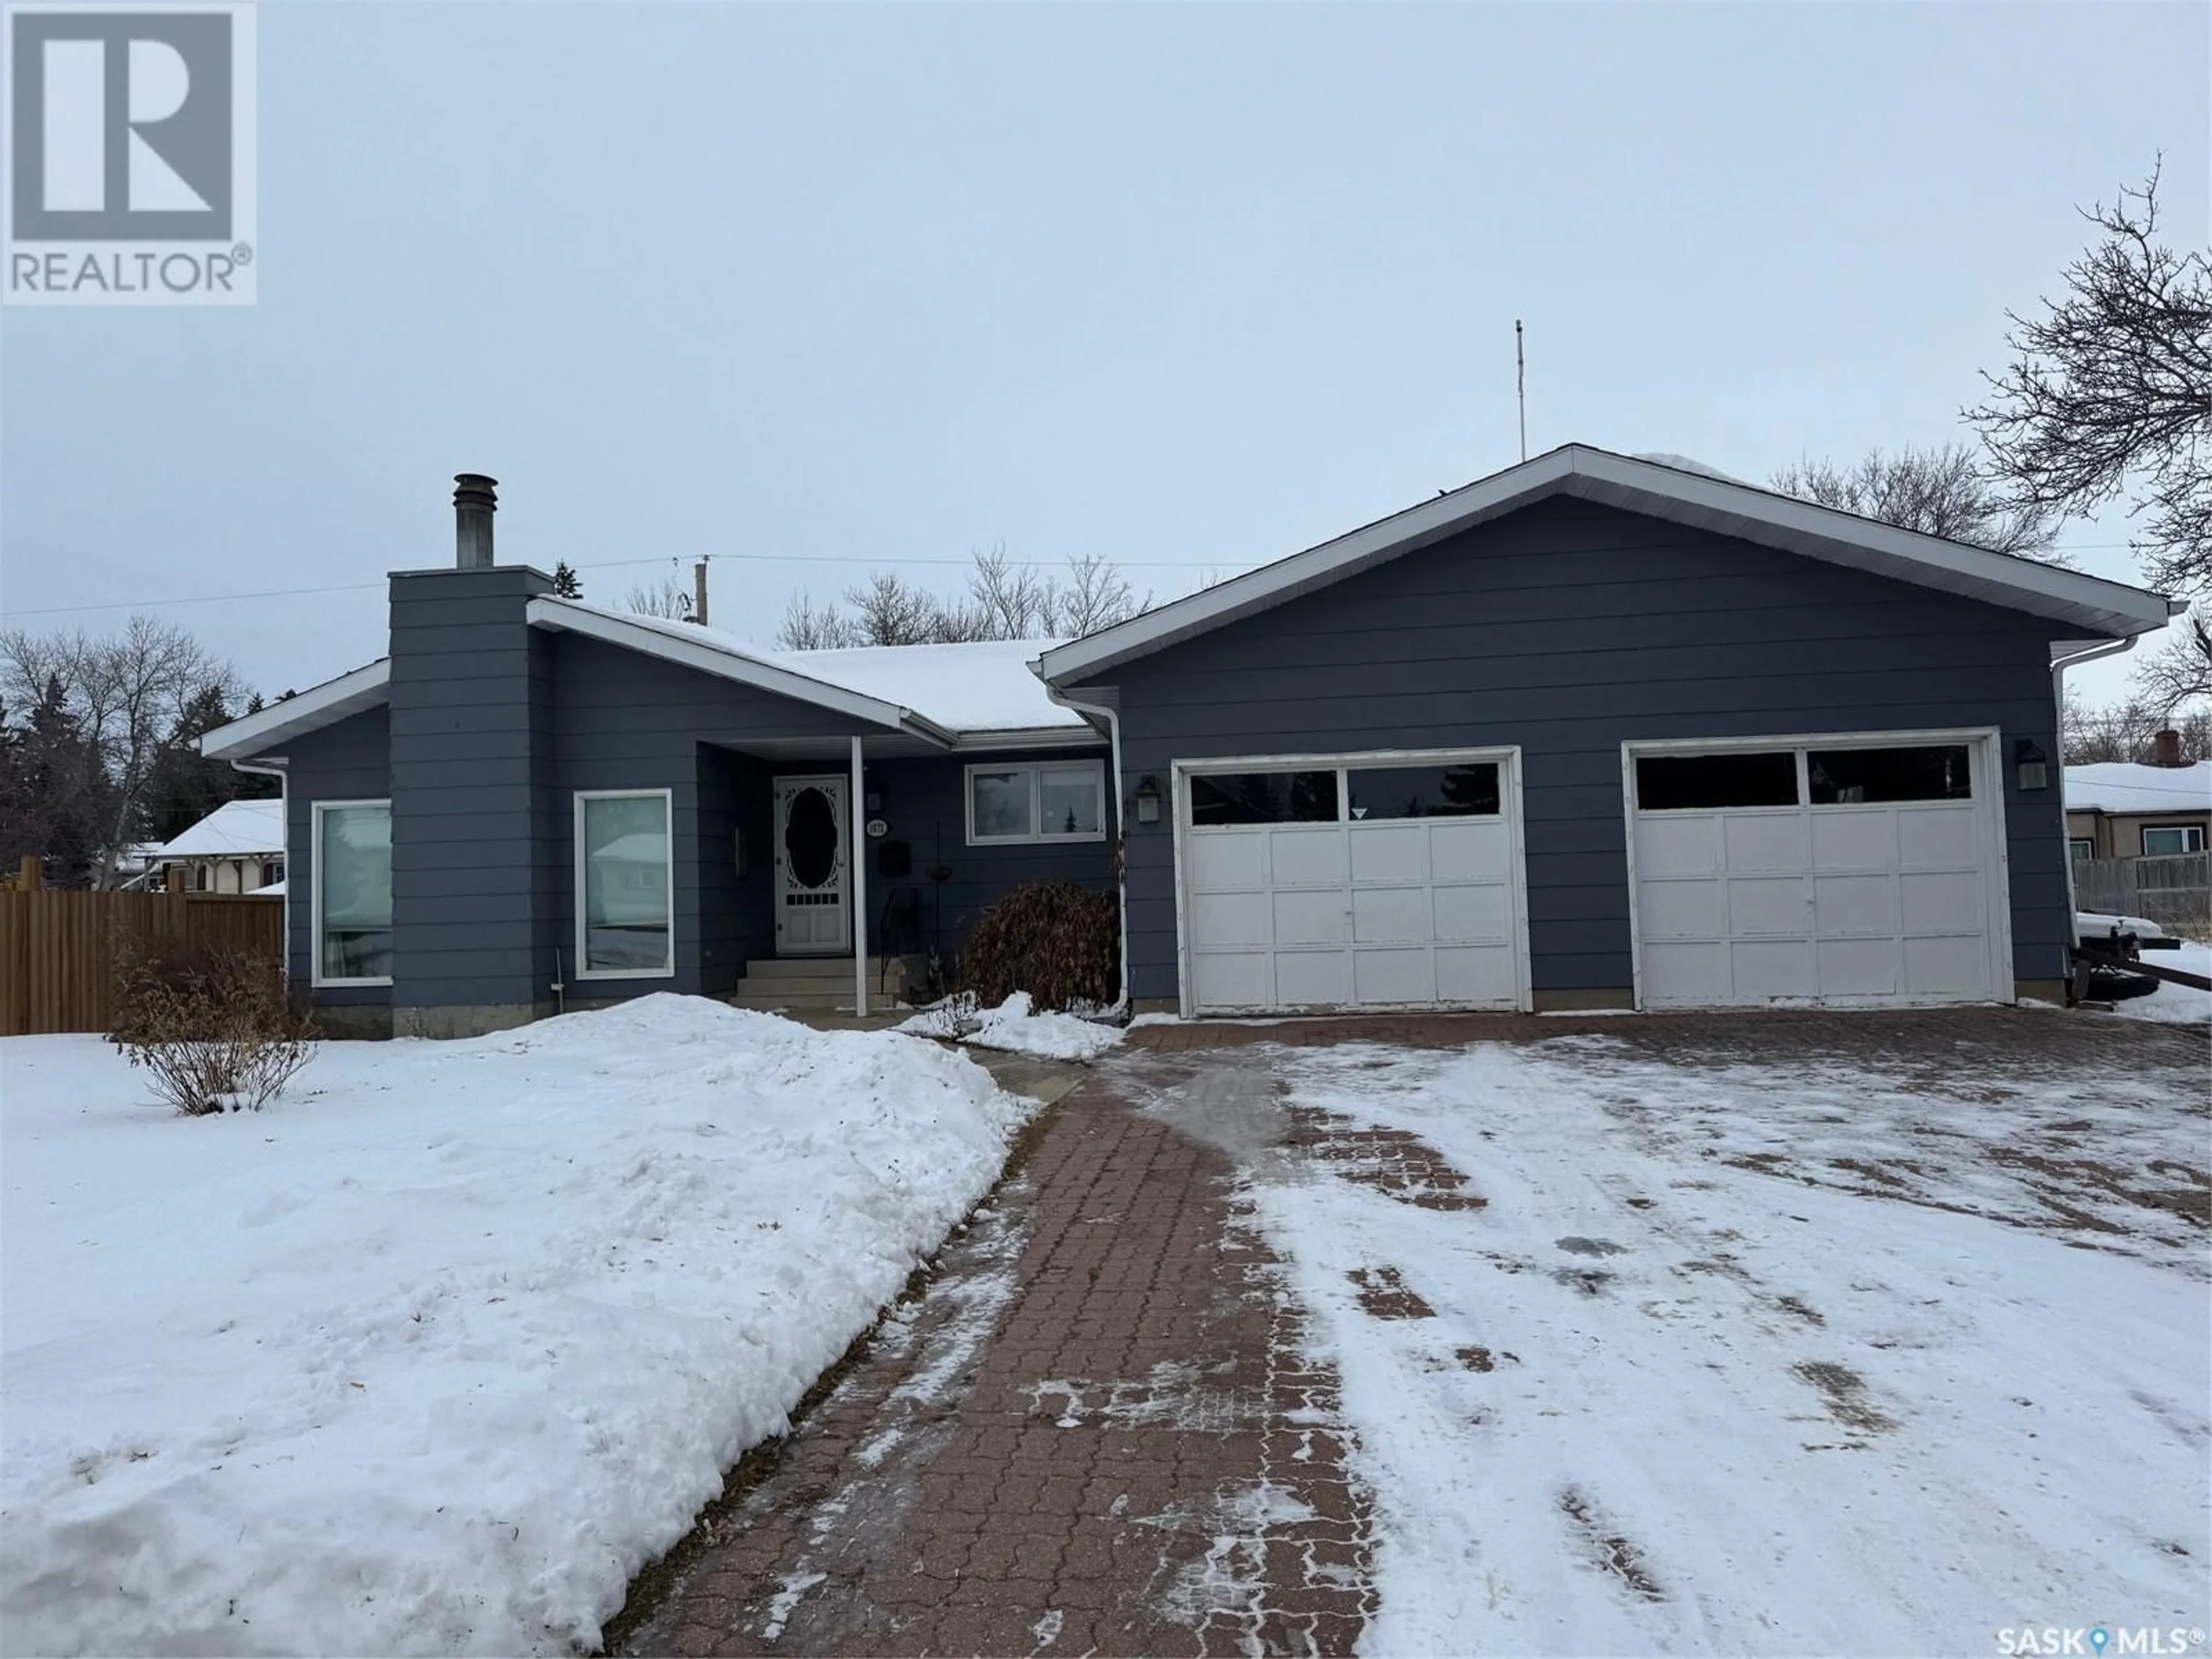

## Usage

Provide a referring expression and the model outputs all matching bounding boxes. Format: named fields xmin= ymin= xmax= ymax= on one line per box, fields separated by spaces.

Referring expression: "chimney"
xmin=2152 ymin=728 xmax=2185 ymax=768
xmin=692 ymin=558 xmax=710 ymax=627
xmin=454 ymin=473 xmax=498 ymax=570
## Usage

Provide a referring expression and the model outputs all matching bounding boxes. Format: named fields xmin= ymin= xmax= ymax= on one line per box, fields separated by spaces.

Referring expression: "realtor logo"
xmin=4 ymin=3 xmax=256 ymax=304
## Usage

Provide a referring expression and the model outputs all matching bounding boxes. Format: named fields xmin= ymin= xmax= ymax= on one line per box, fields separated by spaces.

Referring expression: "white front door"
xmin=774 ymin=775 xmax=851 ymax=956
xmin=1627 ymin=733 xmax=2010 ymax=1007
xmin=1177 ymin=751 xmax=1529 ymax=1016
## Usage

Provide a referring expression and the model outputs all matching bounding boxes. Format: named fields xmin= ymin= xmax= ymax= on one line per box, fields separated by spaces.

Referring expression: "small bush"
xmin=108 ymin=940 xmax=318 ymax=1116
xmin=956 ymin=881 xmax=1118 ymax=1012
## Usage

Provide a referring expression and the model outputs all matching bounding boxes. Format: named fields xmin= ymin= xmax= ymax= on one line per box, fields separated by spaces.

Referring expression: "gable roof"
xmin=154 ymin=798 xmax=286 ymax=859
xmin=1036 ymin=444 xmax=2183 ymax=686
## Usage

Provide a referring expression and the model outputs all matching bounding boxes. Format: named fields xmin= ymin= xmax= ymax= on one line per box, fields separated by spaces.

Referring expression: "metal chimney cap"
xmin=453 ymin=473 xmax=499 ymax=509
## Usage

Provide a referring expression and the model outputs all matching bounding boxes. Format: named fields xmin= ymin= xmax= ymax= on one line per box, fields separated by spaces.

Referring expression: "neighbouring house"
xmin=200 ymin=448 xmax=2179 ymax=1035
xmin=141 ymin=798 xmax=286 ymax=893
xmin=2064 ymin=750 xmax=2212 ymax=861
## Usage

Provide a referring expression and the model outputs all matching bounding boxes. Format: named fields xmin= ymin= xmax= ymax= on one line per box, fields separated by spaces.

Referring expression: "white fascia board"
xmin=1038 ymin=444 xmax=2176 ymax=685
xmin=526 ymin=598 xmax=954 ymax=745
xmin=949 ymin=726 xmax=1109 ymax=752
xmin=199 ymin=660 xmax=391 ymax=760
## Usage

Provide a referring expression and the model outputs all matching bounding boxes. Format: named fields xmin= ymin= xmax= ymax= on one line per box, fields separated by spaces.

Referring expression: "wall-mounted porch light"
xmin=2014 ymin=738 xmax=2048 ymax=792
xmin=1135 ymin=775 xmax=1161 ymax=824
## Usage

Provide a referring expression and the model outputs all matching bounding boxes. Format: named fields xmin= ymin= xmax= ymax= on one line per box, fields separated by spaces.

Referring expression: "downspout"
xmin=1043 ymin=684 xmax=1130 ymax=1016
xmin=2050 ymin=635 xmax=2139 ymax=948
xmin=228 ymin=756 xmax=290 ymax=987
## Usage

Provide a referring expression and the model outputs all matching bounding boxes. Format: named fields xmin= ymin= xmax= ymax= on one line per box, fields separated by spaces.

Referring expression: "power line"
xmin=0 ymin=547 xmax=1239 ymax=619
xmin=0 ymin=539 xmax=2156 ymax=622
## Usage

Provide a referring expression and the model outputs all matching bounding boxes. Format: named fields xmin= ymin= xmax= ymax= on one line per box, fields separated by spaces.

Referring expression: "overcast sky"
xmin=1 ymin=1 xmax=2203 ymax=708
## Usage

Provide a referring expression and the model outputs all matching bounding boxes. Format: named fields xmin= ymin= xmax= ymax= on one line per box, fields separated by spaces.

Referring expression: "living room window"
xmin=313 ymin=800 xmax=392 ymax=986
xmin=966 ymin=760 xmax=1107 ymax=845
xmin=576 ymin=789 xmax=675 ymax=978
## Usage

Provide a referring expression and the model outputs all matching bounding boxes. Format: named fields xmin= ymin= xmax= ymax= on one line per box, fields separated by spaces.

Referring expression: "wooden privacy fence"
xmin=0 ymin=859 xmax=285 ymax=1036
xmin=2074 ymin=852 xmax=2212 ymax=938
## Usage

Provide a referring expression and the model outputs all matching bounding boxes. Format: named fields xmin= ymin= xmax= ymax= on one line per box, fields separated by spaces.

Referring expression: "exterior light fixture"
xmin=2014 ymin=738 xmax=2048 ymax=792
xmin=1135 ymin=775 xmax=1161 ymax=824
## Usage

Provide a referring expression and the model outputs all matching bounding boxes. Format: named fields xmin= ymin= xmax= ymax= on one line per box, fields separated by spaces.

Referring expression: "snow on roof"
xmin=1631 ymin=452 xmax=1751 ymax=485
xmin=154 ymin=798 xmax=285 ymax=859
xmin=756 ymin=639 xmax=1082 ymax=732
xmin=2065 ymin=762 xmax=2212 ymax=815
xmin=539 ymin=602 xmax=1085 ymax=735
xmin=251 ymin=878 xmax=287 ymax=897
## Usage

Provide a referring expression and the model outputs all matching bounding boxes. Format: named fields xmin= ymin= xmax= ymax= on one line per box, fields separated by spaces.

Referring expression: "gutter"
xmin=2049 ymin=635 xmax=2139 ymax=948
xmin=228 ymin=757 xmax=290 ymax=988
xmin=1042 ymin=684 xmax=1131 ymax=1016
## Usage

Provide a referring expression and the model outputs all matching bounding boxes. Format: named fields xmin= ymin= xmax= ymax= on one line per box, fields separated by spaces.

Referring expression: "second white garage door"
xmin=1177 ymin=752 xmax=1529 ymax=1016
xmin=1627 ymin=733 xmax=2012 ymax=1008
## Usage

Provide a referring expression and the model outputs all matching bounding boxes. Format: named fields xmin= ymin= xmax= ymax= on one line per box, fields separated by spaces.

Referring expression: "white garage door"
xmin=1179 ymin=753 xmax=1528 ymax=1015
xmin=1628 ymin=736 xmax=2010 ymax=1008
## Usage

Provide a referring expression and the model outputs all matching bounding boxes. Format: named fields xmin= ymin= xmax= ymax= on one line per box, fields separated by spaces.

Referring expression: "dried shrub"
xmin=956 ymin=880 xmax=1119 ymax=1012
xmin=108 ymin=939 xmax=318 ymax=1116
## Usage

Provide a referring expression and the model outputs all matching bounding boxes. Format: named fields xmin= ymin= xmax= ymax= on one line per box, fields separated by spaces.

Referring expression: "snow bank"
xmin=0 ymin=995 xmax=1029 ymax=1656
xmin=898 ymin=993 xmax=1124 ymax=1062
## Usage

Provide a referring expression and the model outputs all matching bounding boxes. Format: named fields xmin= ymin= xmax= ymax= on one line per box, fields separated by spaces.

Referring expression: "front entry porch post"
xmin=850 ymin=734 xmax=868 ymax=1018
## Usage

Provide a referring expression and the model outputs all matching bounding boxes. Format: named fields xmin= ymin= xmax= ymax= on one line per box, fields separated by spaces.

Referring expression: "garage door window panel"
xmin=1808 ymin=745 xmax=1973 ymax=805
xmin=1635 ymin=752 xmax=1798 ymax=810
xmin=1190 ymin=770 xmax=1339 ymax=825
xmin=1348 ymin=763 xmax=1500 ymax=820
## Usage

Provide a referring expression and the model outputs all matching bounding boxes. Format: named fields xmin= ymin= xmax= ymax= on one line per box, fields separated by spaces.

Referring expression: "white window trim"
xmin=310 ymin=798 xmax=393 ymax=989
xmin=2140 ymin=823 xmax=2206 ymax=855
xmin=965 ymin=759 xmax=1108 ymax=847
xmin=574 ymin=787 xmax=677 ymax=982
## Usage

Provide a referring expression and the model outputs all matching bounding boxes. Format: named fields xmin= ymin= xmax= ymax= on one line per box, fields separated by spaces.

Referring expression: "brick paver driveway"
xmin=620 ymin=1007 xmax=2208 ymax=1658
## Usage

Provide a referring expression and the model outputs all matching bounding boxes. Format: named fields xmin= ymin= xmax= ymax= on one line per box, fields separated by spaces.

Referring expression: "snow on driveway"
xmin=2116 ymin=940 xmax=2212 ymax=1025
xmin=1234 ymin=1035 xmax=2210 ymax=1656
xmin=0 ymin=995 xmax=1029 ymax=1657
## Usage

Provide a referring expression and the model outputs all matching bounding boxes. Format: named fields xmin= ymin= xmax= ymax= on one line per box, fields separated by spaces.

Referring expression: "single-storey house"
xmin=201 ymin=448 xmax=2179 ymax=1036
xmin=138 ymin=797 xmax=286 ymax=893
xmin=2064 ymin=759 xmax=2211 ymax=861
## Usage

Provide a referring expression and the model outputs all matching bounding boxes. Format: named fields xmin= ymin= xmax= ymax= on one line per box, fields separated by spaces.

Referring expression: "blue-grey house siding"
xmin=1075 ymin=497 xmax=2071 ymax=1006
xmin=859 ymin=751 xmax=1118 ymax=963
xmin=387 ymin=567 xmax=557 ymax=1036
xmin=266 ymin=704 xmax=391 ymax=1035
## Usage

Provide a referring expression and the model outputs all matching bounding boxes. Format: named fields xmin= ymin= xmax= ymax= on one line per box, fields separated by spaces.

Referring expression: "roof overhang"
xmin=200 ymin=660 xmax=391 ymax=762
xmin=1038 ymin=445 xmax=2183 ymax=685
xmin=525 ymin=598 xmax=957 ymax=745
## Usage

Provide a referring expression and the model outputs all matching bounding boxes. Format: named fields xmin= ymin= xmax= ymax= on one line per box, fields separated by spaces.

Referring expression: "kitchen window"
xmin=967 ymin=760 xmax=1107 ymax=845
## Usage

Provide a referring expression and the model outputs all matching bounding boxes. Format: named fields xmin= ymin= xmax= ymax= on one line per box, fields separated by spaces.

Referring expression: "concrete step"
xmin=739 ymin=956 xmax=896 ymax=984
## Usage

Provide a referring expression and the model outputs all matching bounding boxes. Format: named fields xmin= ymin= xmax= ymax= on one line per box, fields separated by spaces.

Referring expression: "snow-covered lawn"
xmin=1239 ymin=1035 xmax=2211 ymax=1656
xmin=0 ymin=996 xmax=1029 ymax=1657
xmin=2116 ymin=940 xmax=2212 ymax=1025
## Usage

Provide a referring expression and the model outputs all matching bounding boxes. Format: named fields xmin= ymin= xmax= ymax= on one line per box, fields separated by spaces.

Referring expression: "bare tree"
xmin=774 ymin=590 xmax=862 ymax=651
xmin=1770 ymin=444 xmax=2062 ymax=558
xmin=842 ymin=571 xmax=946 ymax=646
xmin=1056 ymin=552 xmax=1149 ymax=637
xmin=622 ymin=575 xmax=693 ymax=620
xmin=0 ymin=617 xmax=243 ymax=887
xmin=1969 ymin=162 xmax=2211 ymax=600
xmin=2063 ymin=684 xmax=2212 ymax=764
xmin=775 ymin=550 xmax=1152 ymax=650
xmin=2131 ymin=605 xmax=2212 ymax=715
